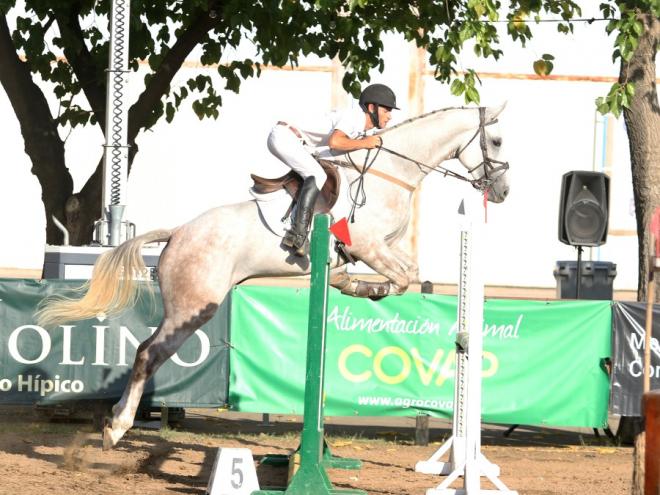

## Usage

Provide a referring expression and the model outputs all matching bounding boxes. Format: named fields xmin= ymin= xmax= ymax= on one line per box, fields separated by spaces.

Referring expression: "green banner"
xmin=0 ymin=279 xmax=230 ymax=407
xmin=229 ymin=286 xmax=611 ymax=428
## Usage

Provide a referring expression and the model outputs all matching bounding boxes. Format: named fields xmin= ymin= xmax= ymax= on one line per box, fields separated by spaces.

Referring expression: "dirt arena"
xmin=0 ymin=406 xmax=632 ymax=495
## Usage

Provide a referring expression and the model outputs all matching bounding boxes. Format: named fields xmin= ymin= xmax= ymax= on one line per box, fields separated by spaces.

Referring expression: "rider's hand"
xmin=361 ymin=135 xmax=382 ymax=149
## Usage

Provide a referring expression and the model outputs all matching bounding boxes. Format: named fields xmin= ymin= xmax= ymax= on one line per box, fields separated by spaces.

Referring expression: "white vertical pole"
xmin=463 ymin=199 xmax=484 ymax=493
xmin=418 ymin=196 xmax=518 ymax=495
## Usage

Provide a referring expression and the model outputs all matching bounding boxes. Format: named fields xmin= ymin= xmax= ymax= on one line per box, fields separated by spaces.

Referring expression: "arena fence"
xmin=0 ymin=279 xmax=656 ymax=427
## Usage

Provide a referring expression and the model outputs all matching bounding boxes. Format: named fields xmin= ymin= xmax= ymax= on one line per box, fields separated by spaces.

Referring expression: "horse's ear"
xmin=486 ymin=101 xmax=507 ymax=122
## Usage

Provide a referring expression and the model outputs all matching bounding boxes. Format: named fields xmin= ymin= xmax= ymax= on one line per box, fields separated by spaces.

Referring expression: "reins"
xmin=344 ymin=146 xmax=382 ymax=224
xmin=377 ymin=145 xmax=474 ymax=185
xmin=378 ymin=107 xmax=510 ymax=192
xmin=335 ymin=107 xmax=510 ymax=199
xmin=331 ymin=106 xmax=510 ymax=228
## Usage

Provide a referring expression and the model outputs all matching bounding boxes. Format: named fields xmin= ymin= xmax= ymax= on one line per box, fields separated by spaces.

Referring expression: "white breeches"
xmin=267 ymin=124 xmax=327 ymax=189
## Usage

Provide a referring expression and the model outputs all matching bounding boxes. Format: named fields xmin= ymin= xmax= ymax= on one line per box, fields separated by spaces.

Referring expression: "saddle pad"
xmin=250 ymin=165 xmax=351 ymax=237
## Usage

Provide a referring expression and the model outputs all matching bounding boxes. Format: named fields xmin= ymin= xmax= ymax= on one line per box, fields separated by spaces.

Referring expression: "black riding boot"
xmin=283 ymin=176 xmax=320 ymax=256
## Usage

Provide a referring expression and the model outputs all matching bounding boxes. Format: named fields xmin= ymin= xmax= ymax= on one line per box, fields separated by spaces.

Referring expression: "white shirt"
xmin=289 ymin=107 xmax=374 ymax=147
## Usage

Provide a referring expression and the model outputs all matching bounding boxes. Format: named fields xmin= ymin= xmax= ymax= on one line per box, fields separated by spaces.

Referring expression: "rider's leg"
xmin=283 ymin=176 xmax=319 ymax=254
xmin=267 ymin=124 xmax=327 ymax=255
xmin=266 ymin=124 xmax=327 ymax=189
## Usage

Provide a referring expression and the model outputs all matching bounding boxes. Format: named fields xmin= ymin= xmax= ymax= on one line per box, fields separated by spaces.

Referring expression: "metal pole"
xmin=576 ymin=246 xmax=583 ymax=300
xmin=95 ymin=0 xmax=132 ymax=246
xmin=256 ymin=214 xmax=365 ymax=495
xmin=297 ymin=214 xmax=331 ymax=473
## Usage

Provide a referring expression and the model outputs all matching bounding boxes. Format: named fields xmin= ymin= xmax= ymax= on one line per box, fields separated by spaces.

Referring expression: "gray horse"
xmin=37 ymin=105 xmax=511 ymax=449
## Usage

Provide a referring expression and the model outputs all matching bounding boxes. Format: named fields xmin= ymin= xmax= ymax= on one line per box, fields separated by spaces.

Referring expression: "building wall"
xmin=0 ymin=21 xmax=654 ymax=291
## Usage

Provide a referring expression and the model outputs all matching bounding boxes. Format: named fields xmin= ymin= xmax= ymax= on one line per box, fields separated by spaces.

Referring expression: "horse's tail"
xmin=36 ymin=229 xmax=173 ymax=328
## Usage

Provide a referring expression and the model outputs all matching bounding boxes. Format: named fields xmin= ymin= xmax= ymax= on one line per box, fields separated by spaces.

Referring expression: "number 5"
xmin=231 ymin=457 xmax=244 ymax=488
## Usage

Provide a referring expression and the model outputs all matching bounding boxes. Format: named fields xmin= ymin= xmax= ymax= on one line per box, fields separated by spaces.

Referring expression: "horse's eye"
xmin=492 ymin=137 xmax=502 ymax=147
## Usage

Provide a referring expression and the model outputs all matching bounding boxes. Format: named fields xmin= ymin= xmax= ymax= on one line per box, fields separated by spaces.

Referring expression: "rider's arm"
xmin=328 ymin=129 xmax=381 ymax=152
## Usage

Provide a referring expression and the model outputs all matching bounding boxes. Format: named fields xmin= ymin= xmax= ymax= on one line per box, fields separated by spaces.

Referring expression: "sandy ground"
xmin=0 ymin=406 xmax=632 ymax=495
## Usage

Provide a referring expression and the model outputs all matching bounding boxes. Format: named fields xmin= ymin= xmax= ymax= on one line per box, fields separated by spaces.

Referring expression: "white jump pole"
xmin=416 ymin=197 xmax=517 ymax=495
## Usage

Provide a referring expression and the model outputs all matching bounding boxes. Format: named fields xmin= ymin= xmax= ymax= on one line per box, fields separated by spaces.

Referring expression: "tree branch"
xmin=53 ymin=4 xmax=107 ymax=133
xmin=128 ymin=9 xmax=220 ymax=142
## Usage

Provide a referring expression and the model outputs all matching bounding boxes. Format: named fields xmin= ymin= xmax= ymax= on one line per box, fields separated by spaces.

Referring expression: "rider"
xmin=267 ymin=83 xmax=399 ymax=255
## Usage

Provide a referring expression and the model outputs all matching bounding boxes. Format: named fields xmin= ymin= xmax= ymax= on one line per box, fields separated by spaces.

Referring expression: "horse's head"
xmin=455 ymin=104 xmax=510 ymax=203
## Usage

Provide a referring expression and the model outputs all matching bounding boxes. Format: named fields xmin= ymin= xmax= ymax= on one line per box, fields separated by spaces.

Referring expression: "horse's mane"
xmin=380 ymin=106 xmax=474 ymax=134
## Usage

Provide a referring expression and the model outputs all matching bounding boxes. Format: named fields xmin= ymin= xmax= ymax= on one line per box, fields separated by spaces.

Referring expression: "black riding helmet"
xmin=358 ymin=83 xmax=398 ymax=128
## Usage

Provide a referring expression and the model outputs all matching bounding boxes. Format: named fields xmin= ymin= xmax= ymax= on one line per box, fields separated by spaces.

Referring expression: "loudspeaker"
xmin=558 ymin=171 xmax=610 ymax=247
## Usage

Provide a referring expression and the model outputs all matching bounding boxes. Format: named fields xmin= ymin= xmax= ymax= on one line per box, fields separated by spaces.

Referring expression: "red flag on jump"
xmin=330 ymin=217 xmax=352 ymax=246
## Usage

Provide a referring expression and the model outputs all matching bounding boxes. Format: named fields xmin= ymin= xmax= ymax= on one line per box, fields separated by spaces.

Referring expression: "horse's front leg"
xmin=329 ymin=245 xmax=410 ymax=300
xmin=389 ymin=245 xmax=420 ymax=283
xmin=329 ymin=266 xmax=385 ymax=298
xmin=103 ymin=305 xmax=217 ymax=449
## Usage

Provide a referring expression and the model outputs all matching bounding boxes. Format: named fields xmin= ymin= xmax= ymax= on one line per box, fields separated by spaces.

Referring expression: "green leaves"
xmin=191 ymin=88 xmax=221 ymax=120
xmin=450 ymin=70 xmax=481 ymax=105
xmin=217 ymin=60 xmax=253 ymax=93
xmin=3 ymin=0 xmax=655 ymax=136
xmin=58 ymin=104 xmax=92 ymax=128
xmin=595 ymin=82 xmax=635 ymax=118
xmin=0 ymin=0 xmax=16 ymax=15
xmin=450 ymin=78 xmax=465 ymax=97
xmin=533 ymin=53 xmax=555 ymax=76
xmin=602 ymin=4 xmax=645 ymax=64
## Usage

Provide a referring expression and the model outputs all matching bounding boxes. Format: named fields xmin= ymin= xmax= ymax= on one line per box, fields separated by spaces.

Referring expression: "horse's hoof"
xmin=102 ymin=419 xmax=126 ymax=451
xmin=102 ymin=426 xmax=116 ymax=451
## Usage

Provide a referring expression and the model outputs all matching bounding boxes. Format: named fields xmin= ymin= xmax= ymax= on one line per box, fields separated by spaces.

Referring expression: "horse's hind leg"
xmin=103 ymin=303 xmax=218 ymax=450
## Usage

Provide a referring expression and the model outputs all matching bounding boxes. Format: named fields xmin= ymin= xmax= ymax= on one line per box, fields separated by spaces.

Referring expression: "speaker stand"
xmin=575 ymin=245 xmax=583 ymax=299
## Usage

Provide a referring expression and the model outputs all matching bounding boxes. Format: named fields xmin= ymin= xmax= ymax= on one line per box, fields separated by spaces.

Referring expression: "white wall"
xmin=0 ymin=16 xmax=654 ymax=291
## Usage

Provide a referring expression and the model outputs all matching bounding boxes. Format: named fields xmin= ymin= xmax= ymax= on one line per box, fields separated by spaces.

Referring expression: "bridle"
xmin=375 ymin=107 xmax=509 ymax=193
xmin=452 ymin=106 xmax=510 ymax=192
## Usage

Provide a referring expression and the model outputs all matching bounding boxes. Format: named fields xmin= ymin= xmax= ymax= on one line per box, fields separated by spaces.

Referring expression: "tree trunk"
xmin=619 ymin=12 xmax=659 ymax=495
xmin=0 ymin=14 xmax=73 ymax=245
xmin=64 ymin=159 xmax=103 ymax=246
xmin=621 ymin=12 xmax=660 ymax=304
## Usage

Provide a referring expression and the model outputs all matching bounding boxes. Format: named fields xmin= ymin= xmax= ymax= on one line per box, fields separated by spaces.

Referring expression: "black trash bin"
xmin=553 ymin=260 xmax=617 ymax=300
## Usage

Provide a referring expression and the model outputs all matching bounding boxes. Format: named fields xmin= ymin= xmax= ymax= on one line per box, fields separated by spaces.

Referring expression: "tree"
xmin=0 ymin=1 xmax=657 ymax=294
xmin=615 ymin=9 xmax=659 ymax=304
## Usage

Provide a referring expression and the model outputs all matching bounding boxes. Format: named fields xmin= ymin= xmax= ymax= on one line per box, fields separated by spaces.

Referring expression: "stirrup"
xmin=295 ymin=239 xmax=310 ymax=256
xmin=282 ymin=229 xmax=309 ymax=256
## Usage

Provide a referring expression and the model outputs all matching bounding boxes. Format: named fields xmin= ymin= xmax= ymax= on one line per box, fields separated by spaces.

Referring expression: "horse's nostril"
xmin=503 ymin=188 xmax=509 ymax=198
